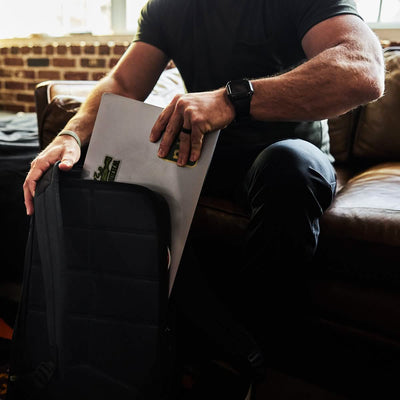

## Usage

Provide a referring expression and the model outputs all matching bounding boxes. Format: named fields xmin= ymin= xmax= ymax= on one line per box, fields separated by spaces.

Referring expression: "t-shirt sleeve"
xmin=132 ymin=0 xmax=170 ymax=56
xmin=289 ymin=0 xmax=362 ymax=41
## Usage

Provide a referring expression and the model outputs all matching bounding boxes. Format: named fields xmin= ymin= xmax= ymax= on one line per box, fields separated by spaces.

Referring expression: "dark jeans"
xmin=242 ymin=138 xmax=336 ymax=269
xmin=240 ymin=139 xmax=336 ymax=341
xmin=172 ymin=137 xmax=337 ymax=367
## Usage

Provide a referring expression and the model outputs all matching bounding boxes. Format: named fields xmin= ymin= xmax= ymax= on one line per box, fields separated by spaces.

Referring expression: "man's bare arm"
xmin=250 ymin=14 xmax=385 ymax=121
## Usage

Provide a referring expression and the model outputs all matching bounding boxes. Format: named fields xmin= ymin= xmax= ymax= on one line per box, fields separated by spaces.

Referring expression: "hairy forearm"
xmin=250 ymin=42 xmax=385 ymax=121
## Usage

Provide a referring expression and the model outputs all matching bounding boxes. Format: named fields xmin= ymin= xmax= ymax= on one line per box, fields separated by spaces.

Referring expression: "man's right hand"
xmin=23 ymin=135 xmax=81 ymax=215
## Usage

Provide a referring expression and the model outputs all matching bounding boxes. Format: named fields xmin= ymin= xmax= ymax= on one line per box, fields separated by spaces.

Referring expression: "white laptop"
xmin=82 ymin=91 xmax=220 ymax=293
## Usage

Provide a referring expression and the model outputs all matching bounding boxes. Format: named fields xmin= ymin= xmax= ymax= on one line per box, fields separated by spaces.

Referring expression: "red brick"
xmin=45 ymin=45 xmax=55 ymax=55
xmin=53 ymin=58 xmax=75 ymax=67
xmin=81 ymin=58 xmax=106 ymax=68
xmin=16 ymin=70 xmax=35 ymax=79
xmin=98 ymin=45 xmax=110 ymax=55
xmin=21 ymin=46 xmax=31 ymax=54
xmin=0 ymin=92 xmax=14 ymax=101
xmin=4 ymin=104 xmax=25 ymax=112
xmin=38 ymin=70 xmax=61 ymax=80
xmin=92 ymin=72 xmax=106 ymax=80
xmin=32 ymin=46 xmax=42 ymax=55
xmin=17 ymin=93 xmax=35 ymax=102
xmin=57 ymin=45 xmax=68 ymax=55
xmin=109 ymin=58 xmax=119 ymax=68
xmin=113 ymin=44 xmax=127 ymax=55
xmin=84 ymin=45 xmax=95 ymax=54
xmin=5 ymin=58 xmax=24 ymax=66
xmin=0 ymin=69 xmax=12 ymax=77
xmin=64 ymin=71 xmax=89 ymax=80
xmin=0 ymin=48 xmax=8 ymax=55
xmin=71 ymin=45 xmax=81 ymax=55
xmin=5 ymin=81 xmax=25 ymax=90
xmin=27 ymin=82 xmax=38 ymax=91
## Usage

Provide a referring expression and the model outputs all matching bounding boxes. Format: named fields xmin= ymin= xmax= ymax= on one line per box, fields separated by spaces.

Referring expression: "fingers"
xmin=177 ymin=112 xmax=202 ymax=166
xmin=189 ymin=125 xmax=204 ymax=164
xmin=23 ymin=136 xmax=81 ymax=215
xmin=157 ymin=108 xmax=183 ymax=159
xmin=150 ymin=95 xmax=180 ymax=143
xmin=174 ymin=108 xmax=190 ymax=166
xmin=59 ymin=151 xmax=78 ymax=171
xmin=177 ymin=108 xmax=205 ymax=166
xmin=23 ymin=156 xmax=51 ymax=215
xmin=23 ymin=167 xmax=38 ymax=216
xmin=152 ymin=95 xmax=206 ymax=167
xmin=177 ymin=129 xmax=191 ymax=166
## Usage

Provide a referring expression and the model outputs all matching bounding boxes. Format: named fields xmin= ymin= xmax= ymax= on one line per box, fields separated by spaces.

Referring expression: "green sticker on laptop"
xmin=162 ymin=135 xmax=197 ymax=167
xmin=93 ymin=155 xmax=121 ymax=181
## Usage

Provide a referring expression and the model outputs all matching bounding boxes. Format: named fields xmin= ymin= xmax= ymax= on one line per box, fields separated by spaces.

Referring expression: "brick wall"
xmin=0 ymin=40 xmax=131 ymax=112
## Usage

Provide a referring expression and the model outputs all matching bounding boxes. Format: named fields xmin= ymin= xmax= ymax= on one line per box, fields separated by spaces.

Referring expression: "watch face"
xmin=227 ymin=79 xmax=254 ymax=99
xmin=230 ymin=80 xmax=249 ymax=93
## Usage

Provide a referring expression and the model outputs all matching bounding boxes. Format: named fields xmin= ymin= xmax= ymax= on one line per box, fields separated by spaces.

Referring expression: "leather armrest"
xmin=35 ymin=80 xmax=96 ymax=150
xmin=35 ymin=80 xmax=96 ymax=105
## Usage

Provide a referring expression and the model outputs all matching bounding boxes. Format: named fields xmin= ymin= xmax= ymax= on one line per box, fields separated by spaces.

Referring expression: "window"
xmin=355 ymin=0 xmax=400 ymax=26
xmin=0 ymin=0 xmax=147 ymax=39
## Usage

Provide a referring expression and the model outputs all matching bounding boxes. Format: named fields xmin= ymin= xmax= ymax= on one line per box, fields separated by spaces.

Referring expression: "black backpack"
xmin=7 ymin=163 xmax=175 ymax=400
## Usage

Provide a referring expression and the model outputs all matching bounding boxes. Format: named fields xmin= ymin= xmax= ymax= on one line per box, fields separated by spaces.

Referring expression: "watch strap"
xmin=233 ymin=96 xmax=252 ymax=121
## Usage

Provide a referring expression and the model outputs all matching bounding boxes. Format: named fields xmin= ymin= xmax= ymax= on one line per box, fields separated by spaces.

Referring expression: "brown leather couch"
xmin=34 ymin=47 xmax=400 ymax=398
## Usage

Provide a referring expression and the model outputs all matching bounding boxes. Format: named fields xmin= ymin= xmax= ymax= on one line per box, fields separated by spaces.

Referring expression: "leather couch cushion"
xmin=352 ymin=49 xmax=400 ymax=161
xmin=317 ymin=162 xmax=400 ymax=284
xmin=322 ymin=162 xmax=400 ymax=247
xmin=328 ymin=109 xmax=359 ymax=163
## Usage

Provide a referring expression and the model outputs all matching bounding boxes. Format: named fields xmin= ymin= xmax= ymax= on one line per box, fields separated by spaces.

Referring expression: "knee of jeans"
xmin=248 ymin=141 xmax=311 ymax=190
xmin=245 ymin=140 xmax=335 ymax=211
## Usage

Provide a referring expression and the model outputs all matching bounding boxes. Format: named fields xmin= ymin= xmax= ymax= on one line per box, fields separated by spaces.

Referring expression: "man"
xmin=23 ymin=0 xmax=384 ymax=397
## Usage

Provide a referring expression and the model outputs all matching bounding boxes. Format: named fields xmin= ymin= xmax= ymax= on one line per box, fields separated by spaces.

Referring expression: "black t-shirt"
xmin=133 ymin=0 xmax=361 ymax=160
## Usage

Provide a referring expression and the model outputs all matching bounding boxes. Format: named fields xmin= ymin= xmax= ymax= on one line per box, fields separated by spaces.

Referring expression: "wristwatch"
xmin=226 ymin=78 xmax=254 ymax=121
